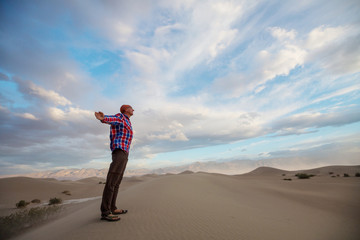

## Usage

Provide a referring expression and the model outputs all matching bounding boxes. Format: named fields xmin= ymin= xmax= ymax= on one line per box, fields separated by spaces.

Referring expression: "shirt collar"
xmin=122 ymin=113 xmax=130 ymax=120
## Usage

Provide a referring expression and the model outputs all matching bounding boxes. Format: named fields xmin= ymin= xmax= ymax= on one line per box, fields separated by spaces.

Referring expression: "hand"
xmin=94 ymin=111 xmax=105 ymax=121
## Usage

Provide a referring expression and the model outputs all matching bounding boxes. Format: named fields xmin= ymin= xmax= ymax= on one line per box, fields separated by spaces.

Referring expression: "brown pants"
xmin=100 ymin=149 xmax=128 ymax=216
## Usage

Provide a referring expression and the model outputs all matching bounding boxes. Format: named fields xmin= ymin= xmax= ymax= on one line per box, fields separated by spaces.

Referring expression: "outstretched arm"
xmin=95 ymin=112 xmax=123 ymax=125
xmin=94 ymin=111 xmax=105 ymax=121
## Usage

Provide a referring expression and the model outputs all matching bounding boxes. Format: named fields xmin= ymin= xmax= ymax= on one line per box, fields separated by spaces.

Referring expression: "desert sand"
xmin=1 ymin=165 xmax=359 ymax=240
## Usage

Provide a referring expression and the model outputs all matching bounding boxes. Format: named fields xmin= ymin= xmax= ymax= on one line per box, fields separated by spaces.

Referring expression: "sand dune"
xmin=0 ymin=177 xmax=104 ymax=212
xmin=0 ymin=176 xmax=143 ymax=217
xmin=243 ymin=165 xmax=360 ymax=176
xmin=1 ymin=165 xmax=359 ymax=240
xmin=241 ymin=166 xmax=291 ymax=176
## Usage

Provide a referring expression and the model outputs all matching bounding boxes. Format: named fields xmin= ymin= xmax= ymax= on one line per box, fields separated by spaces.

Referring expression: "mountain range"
xmin=2 ymin=156 xmax=359 ymax=180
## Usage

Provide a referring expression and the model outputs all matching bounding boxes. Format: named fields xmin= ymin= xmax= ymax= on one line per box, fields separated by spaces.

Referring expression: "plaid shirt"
xmin=101 ymin=113 xmax=133 ymax=153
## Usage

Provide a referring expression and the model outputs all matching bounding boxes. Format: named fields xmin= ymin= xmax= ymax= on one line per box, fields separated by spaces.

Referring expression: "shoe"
xmin=112 ymin=209 xmax=128 ymax=215
xmin=101 ymin=214 xmax=120 ymax=221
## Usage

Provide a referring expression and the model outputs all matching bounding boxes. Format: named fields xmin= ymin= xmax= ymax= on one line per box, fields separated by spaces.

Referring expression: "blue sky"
xmin=0 ymin=0 xmax=359 ymax=175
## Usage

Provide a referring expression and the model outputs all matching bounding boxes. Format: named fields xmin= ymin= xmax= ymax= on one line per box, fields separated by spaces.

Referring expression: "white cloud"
xmin=269 ymin=27 xmax=296 ymax=41
xmin=256 ymin=27 xmax=307 ymax=83
xmin=272 ymin=108 xmax=360 ymax=131
xmin=254 ymin=85 xmax=266 ymax=94
xmin=132 ymin=103 xmax=266 ymax=156
xmin=208 ymin=27 xmax=307 ymax=98
xmin=312 ymin=85 xmax=360 ymax=104
xmin=48 ymin=107 xmax=93 ymax=122
xmin=28 ymin=81 xmax=72 ymax=106
xmin=154 ymin=23 xmax=185 ymax=37
xmin=258 ymin=43 xmax=306 ymax=82
xmin=15 ymin=113 xmax=39 ymax=120
xmin=142 ymin=0 xmax=247 ymax=80
xmin=274 ymin=128 xmax=316 ymax=137
xmin=305 ymin=25 xmax=348 ymax=50
xmin=48 ymin=107 xmax=66 ymax=121
xmin=126 ymin=47 xmax=171 ymax=76
xmin=209 ymin=23 xmax=359 ymax=98
xmin=64 ymin=1 xmax=142 ymax=48
xmin=210 ymin=73 xmax=248 ymax=97
xmin=114 ymin=21 xmax=134 ymax=44
xmin=148 ymin=130 xmax=188 ymax=142
xmin=148 ymin=120 xmax=189 ymax=142
xmin=304 ymin=25 xmax=360 ymax=75
xmin=209 ymin=29 xmax=238 ymax=58
xmin=11 ymin=77 xmax=72 ymax=106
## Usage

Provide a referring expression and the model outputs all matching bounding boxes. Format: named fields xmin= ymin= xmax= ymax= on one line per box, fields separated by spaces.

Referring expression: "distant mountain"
xmin=148 ymin=156 xmax=359 ymax=176
xmin=18 ymin=168 xmax=109 ymax=180
xmin=1 ymin=157 xmax=358 ymax=180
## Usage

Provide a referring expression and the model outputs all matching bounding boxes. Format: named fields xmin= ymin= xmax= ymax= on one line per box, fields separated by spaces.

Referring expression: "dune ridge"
xmin=243 ymin=165 xmax=360 ymax=176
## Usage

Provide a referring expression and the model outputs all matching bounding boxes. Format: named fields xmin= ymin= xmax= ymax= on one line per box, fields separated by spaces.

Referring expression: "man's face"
xmin=125 ymin=107 xmax=134 ymax=116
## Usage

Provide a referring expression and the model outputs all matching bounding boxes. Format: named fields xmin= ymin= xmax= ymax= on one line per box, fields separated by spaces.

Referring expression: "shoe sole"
xmin=113 ymin=210 xmax=128 ymax=215
xmin=101 ymin=217 xmax=120 ymax=221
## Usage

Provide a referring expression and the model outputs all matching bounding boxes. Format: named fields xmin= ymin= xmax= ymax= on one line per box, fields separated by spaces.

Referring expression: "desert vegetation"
xmin=31 ymin=199 xmax=41 ymax=204
xmin=62 ymin=190 xmax=71 ymax=196
xmin=15 ymin=200 xmax=30 ymax=208
xmin=295 ymin=173 xmax=315 ymax=179
xmin=0 ymin=205 xmax=61 ymax=239
xmin=48 ymin=197 xmax=62 ymax=205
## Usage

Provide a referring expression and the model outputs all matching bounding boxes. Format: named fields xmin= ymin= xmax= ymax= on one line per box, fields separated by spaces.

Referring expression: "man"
xmin=94 ymin=105 xmax=134 ymax=221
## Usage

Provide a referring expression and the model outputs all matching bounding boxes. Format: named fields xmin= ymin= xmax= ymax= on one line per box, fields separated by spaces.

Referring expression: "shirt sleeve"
xmin=102 ymin=114 xmax=124 ymax=125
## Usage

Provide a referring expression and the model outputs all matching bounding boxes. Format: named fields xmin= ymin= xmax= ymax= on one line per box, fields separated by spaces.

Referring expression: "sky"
xmin=0 ymin=0 xmax=359 ymax=175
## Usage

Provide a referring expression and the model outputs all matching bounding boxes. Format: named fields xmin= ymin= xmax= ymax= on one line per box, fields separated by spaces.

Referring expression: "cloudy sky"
xmin=1 ymin=0 xmax=359 ymax=175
